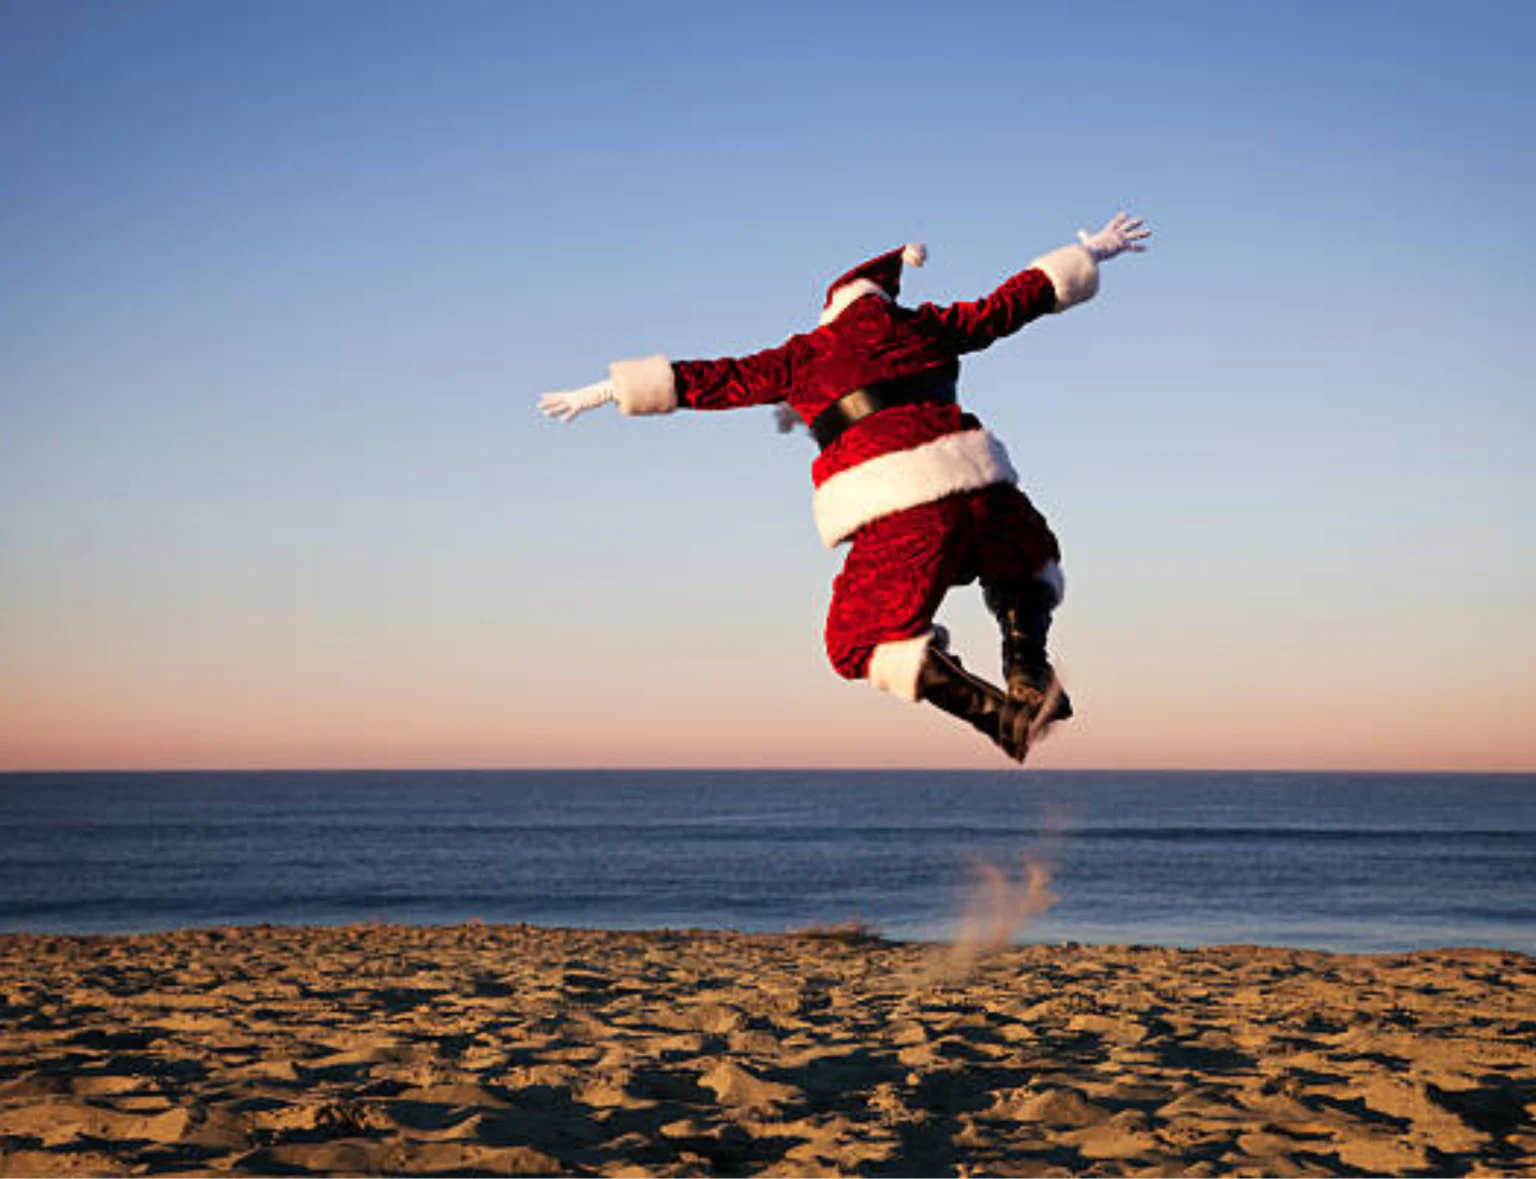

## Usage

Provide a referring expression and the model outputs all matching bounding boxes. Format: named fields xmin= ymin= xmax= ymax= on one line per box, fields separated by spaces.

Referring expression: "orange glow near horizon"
xmin=3 ymin=559 xmax=1533 ymax=775
xmin=5 ymin=677 xmax=1533 ymax=773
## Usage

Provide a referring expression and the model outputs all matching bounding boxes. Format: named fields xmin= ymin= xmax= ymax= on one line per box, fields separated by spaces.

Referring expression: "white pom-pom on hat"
xmin=903 ymin=242 xmax=927 ymax=267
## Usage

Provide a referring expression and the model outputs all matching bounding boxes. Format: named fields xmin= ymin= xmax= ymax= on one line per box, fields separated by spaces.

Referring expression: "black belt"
xmin=810 ymin=370 xmax=959 ymax=451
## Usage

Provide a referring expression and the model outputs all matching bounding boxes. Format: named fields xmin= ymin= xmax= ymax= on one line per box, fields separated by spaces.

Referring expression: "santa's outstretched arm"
xmin=537 ymin=354 xmax=672 ymax=423
xmin=1024 ymin=208 xmax=1152 ymax=315
xmin=539 ymin=334 xmax=813 ymax=424
xmin=928 ymin=211 xmax=1151 ymax=353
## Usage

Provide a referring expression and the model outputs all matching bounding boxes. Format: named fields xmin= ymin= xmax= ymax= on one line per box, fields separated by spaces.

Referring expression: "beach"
xmin=0 ymin=924 xmax=1532 ymax=1176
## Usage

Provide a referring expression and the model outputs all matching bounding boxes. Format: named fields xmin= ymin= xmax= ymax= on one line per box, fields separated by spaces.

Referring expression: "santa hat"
xmin=819 ymin=242 xmax=926 ymax=326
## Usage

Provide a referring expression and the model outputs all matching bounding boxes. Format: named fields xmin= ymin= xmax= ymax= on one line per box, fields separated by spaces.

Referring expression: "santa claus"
xmin=539 ymin=212 xmax=1150 ymax=761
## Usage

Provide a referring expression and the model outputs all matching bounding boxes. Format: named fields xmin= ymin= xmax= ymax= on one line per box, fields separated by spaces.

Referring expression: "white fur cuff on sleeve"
xmin=1029 ymin=243 xmax=1099 ymax=312
xmin=868 ymin=632 xmax=934 ymax=703
xmin=609 ymin=354 xmax=677 ymax=415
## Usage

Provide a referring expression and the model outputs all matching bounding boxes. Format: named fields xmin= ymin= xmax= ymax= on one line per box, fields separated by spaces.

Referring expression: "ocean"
xmin=1 ymin=770 xmax=1532 ymax=954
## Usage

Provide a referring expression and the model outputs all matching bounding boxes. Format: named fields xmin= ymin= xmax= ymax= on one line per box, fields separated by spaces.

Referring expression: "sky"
xmin=2 ymin=0 xmax=1533 ymax=771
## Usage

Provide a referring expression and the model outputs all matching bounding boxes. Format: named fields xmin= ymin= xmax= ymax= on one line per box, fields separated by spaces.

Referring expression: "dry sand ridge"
xmin=1 ymin=923 xmax=1533 ymax=1176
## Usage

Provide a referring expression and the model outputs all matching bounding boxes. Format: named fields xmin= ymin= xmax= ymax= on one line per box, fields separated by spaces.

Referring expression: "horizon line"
xmin=2 ymin=764 xmax=1533 ymax=777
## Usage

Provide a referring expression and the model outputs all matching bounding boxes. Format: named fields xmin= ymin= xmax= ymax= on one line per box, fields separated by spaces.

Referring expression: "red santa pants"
xmin=823 ymin=482 xmax=1061 ymax=684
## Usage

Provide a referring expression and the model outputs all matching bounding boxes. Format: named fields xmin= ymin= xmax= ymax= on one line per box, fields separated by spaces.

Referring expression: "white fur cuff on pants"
xmin=867 ymin=632 xmax=933 ymax=703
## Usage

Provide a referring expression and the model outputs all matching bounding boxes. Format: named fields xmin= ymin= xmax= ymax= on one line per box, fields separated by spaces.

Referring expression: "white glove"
xmin=537 ymin=379 xmax=616 ymax=423
xmin=1077 ymin=211 xmax=1151 ymax=263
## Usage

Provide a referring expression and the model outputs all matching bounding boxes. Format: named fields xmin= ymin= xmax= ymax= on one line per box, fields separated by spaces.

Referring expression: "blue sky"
xmin=2 ymin=0 xmax=1533 ymax=769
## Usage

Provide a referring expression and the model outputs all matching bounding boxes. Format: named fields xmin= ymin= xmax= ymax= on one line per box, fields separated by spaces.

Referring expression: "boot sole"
xmin=997 ymin=676 xmax=1068 ymax=764
xmin=1025 ymin=676 xmax=1067 ymax=747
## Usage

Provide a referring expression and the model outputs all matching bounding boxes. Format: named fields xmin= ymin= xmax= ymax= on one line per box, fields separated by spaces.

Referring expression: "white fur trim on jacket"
xmin=1028 ymin=243 xmax=1099 ymax=312
xmin=820 ymin=279 xmax=892 ymax=326
xmin=868 ymin=632 xmax=933 ymax=702
xmin=811 ymin=429 xmax=1018 ymax=548
xmin=609 ymin=354 xmax=677 ymax=415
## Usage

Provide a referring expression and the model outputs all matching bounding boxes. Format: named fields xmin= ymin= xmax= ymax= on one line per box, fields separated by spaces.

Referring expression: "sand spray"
xmin=908 ymin=803 xmax=1077 ymax=987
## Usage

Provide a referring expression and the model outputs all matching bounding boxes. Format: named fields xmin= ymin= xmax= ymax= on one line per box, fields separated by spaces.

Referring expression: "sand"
xmin=0 ymin=923 xmax=1532 ymax=1177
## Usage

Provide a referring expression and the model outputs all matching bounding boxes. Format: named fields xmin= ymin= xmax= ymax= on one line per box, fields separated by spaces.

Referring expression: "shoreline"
xmin=2 ymin=923 xmax=1533 ymax=1176
xmin=7 ymin=916 xmax=1529 ymax=959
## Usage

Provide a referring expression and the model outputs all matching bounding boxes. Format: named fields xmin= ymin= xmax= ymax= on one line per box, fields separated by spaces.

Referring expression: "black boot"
xmin=982 ymin=579 xmax=1074 ymax=724
xmin=917 ymin=646 xmax=1034 ymax=763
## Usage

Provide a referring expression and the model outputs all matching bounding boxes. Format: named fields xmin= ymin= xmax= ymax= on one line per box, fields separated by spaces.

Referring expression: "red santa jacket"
xmin=605 ymin=241 xmax=1100 ymax=547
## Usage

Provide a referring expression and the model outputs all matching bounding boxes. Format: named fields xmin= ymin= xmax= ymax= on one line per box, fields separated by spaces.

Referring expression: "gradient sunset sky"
xmin=3 ymin=0 xmax=1533 ymax=771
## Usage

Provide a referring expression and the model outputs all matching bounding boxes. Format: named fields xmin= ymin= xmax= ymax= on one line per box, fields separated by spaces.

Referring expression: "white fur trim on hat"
xmin=1028 ymin=243 xmax=1099 ymax=312
xmin=868 ymin=632 xmax=933 ymax=703
xmin=609 ymin=354 xmax=676 ymax=415
xmin=811 ymin=429 xmax=1017 ymax=548
xmin=819 ymin=278 xmax=891 ymax=326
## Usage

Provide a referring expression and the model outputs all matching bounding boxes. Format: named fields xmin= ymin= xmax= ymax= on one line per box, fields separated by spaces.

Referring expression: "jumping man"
xmin=539 ymin=212 xmax=1151 ymax=761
